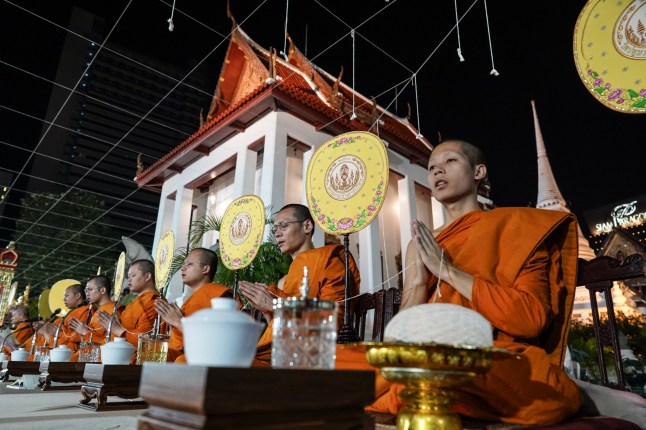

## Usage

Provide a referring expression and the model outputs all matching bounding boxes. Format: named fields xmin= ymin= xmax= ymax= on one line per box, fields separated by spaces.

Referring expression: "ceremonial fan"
xmin=218 ymin=195 xmax=266 ymax=300
xmin=152 ymin=230 xmax=175 ymax=335
xmin=105 ymin=251 xmax=127 ymax=343
xmin=305 ymin=131 xmax=389 ymax=343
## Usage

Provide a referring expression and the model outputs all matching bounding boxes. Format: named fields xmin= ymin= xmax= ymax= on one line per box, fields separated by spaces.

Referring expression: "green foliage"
xmin=568 ymin=313 xmax=646 ymax=388
xmin=213 ymin=241 xmax=292 ymax=289
xmin=11 ymin=191 xmax=118 ymax=294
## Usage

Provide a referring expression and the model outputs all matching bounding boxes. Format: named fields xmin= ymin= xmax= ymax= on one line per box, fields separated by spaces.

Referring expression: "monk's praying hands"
xmin=68 ymin=317 xmax=90 ymax=336
xmin=96 ymin=309 xmax=125 ymax=337
xmin=238 ymin=281 xmax=274 ymax=315
xmin=155 ymin=298 xmax=183 ymax=329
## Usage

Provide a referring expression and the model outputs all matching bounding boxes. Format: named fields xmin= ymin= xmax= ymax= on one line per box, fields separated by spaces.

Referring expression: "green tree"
xmin=11 ymin=191 xmax=119 ymax=294
xmin=568 ymin=313 xmax=646 ymax=390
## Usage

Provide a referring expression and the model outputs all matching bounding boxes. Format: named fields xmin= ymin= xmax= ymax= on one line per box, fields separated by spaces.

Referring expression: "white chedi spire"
xmin=533 ymin=100 xmax=568 ymax=212
xmin=531 ymin=100 xmax=596 ymax=260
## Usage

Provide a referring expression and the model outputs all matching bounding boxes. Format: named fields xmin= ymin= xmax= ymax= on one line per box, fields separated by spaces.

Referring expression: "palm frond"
xmin=189 ymin=210 xmax=223 ymax=248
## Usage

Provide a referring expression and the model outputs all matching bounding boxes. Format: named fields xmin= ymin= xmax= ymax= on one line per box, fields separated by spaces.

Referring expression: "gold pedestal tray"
xmin=0 ymin=360 xmax=41 ymax=382
xmin=358 ymin=342 xmax=509 ymax=430
xmin=38 ymin=361 xmax=87 ymax=391
xmin=77 ymin=363 xmax=146 ymax=411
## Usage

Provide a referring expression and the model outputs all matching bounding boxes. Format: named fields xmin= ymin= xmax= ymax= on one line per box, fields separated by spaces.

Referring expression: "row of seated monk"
xmin=2 ymin=140 xmax=645 ymax=428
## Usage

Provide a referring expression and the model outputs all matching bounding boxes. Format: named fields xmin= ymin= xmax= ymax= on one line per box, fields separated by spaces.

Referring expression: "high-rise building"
xmin=24 ymin=7 xmax=213 ymax=249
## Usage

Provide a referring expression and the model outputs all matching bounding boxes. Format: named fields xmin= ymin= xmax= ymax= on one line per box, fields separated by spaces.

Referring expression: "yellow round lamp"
xmin=574 ymin=0 xmax=646 ymax=113
xmin=219 ymin=195 xmax=265 ymax=270
xmin=306 ymin=131 xmax=389 ymax=235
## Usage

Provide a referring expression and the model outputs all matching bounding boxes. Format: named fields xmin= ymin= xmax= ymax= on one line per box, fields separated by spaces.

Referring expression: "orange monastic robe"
xmin=69 ymin=301 xmax=119 ymax=362
xmin=168 ymin=283 xmax=232 ymax=363
xmin=115 ymin=291 xmax=159 ymax=349
xmin=254 ymin=244 xmax=361 ymax=365
xmin=2 ymin=322 xmax=34 ymax=353
xmin=337 ymin=208 xmax=581 ymax=426
xmin=23 ymin=306 xmax=90 ymax=358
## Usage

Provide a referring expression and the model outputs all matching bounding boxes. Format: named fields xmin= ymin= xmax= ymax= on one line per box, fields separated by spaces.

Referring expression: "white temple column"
xmin=233 ymin=148 xmax=258 ymax=198
xmin=153 ymin=192 xmax=175 ymax=252
xmin=259 ymin=120 xmax=287 ymax=239
xmin=165 ymin=186 xmax=194 ymax=302
xmin=398 ymin=175 xmax=416 ymax=260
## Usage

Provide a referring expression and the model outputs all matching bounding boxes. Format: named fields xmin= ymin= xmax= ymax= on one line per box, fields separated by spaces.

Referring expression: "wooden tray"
xmin=0 ymin=360 xmax=41 ymax=382
xmin=137 ymin=364 xmax=375 ymax=430
xmin=38 ymin=361 xmax=87 ymax=391
xmin=77 ymin=363 xmax=146 ymax=411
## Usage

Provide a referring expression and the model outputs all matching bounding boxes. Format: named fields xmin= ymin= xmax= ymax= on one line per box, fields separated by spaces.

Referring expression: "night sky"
xmin=1 ymin=0 xmax=644 ymax=243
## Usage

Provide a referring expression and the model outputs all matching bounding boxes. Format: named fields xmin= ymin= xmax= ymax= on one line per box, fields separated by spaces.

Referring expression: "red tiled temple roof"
xmin=136 ymin=19 xmax=433 ymax=191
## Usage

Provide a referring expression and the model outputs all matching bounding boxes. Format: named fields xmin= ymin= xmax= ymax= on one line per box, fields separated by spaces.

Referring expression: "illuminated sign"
xmin=584 ymin=195 xmax=646 ymax=235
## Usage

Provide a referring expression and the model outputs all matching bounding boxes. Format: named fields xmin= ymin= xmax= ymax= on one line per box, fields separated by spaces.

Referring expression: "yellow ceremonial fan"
xmin=113 ymin=251 xmax=126 ymax=300
xmin=38 ymin=288 xmax=52 ymax=319
xmin=48 ymin=279 xmax=81 ymax=317
xmin=306 ymin=131 xmax=389 ymax=235
xmin=574 ymin=0 xmax=646 ymax=113
xmin=155 ymin=231 xmax=175 ymax=292
xmin=219 ymin=195 xmax=265 ymax=270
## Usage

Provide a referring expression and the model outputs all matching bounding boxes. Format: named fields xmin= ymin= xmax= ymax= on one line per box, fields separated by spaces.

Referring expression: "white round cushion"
xmin=384 ymin=303 xmax=493 ymax=347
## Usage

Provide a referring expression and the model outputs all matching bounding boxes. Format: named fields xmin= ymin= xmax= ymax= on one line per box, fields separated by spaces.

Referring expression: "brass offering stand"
xmin=38 ymin=361 xmax=87 ymax=391
xmin=360 ymin=342 xmax=508 ymax=430
xmin=77 ymin=363 xmax=146 ymax=411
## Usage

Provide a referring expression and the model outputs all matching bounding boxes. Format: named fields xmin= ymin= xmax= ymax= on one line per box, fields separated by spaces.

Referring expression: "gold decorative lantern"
xmin=0 ymin=242 xmax=20 ymax=320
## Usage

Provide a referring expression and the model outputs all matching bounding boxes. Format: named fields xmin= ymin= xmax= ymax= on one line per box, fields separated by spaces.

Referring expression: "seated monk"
xmin=155 ymin=247 xmax=232 ymax=362
xmin=1 ymin=305 xmax=34 ymax=354
xmin=337 ymin=139 xmax=646 ymax=428
xmin=26 ymin=283 xmax=88 ymax=359
xmin=96 ymin=259 xmax=159 ymax=362
xmin=239 ymin=203 xmax=360 ymax=366
xmin=68 ymin=275 xmax=122 ymax=361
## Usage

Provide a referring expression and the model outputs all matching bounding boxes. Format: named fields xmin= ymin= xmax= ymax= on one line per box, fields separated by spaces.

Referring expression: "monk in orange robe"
xmin=156 ymin=248 xmax=232 ymax=363
xmin=97 ymin=259 xmax=159 ymax=362
xmin=26 ymin=284 xmax=88 ymax=359
xmin=337 ymin=140 xmax=581 ymax=425
xmin=68 ymin=275 xmax=122 ymax=361
xmin=1 ymin=305 xmax=34 ymax=353
xmin=239 ymin=203 xmax=360 ymax=366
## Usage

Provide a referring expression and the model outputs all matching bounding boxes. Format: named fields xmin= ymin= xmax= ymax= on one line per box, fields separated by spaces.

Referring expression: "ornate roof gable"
xmin=207 ymin=22 xmax=270 ymax=122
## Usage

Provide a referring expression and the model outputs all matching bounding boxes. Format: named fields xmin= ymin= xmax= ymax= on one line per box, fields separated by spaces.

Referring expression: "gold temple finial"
xmin=97 ymin=266 xmax=102 ymax=275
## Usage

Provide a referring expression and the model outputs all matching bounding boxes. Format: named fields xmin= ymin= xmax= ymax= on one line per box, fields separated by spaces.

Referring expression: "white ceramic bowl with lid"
xmin=182 ymin=297 xmax=264 ymax=367
xmin=100 ymin=337 xmax=136 ymax=365
xmin=11 ymin=347 xmax=29 ymax=361
xmin=50 ymin=345 xmax=73 ymax=362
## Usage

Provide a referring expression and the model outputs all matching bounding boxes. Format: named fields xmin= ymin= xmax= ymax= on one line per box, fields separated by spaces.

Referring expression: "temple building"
xmin=136 ymin=15 xmax=440 ymax=303
xmin=531 ymin=101 xmax=645 ymax=322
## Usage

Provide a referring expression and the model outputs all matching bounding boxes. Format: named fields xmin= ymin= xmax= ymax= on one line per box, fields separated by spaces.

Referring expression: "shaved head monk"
xmin=155 ymin=247 xmax=232 ymax=362
xmin=96 ymin=259 xmax=159 ymax=361
xmin=337 ymin=139 xmax=646 ymax=427
xmin=28 ymin=283 xmax=88 ymax=358
xmin=239 ymin=203 xmax=360 ymax=366
xmin=68 ymin=275 xmax=120 ymax=360
xmin=1 ymin=305 xmax=33 ymax=353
